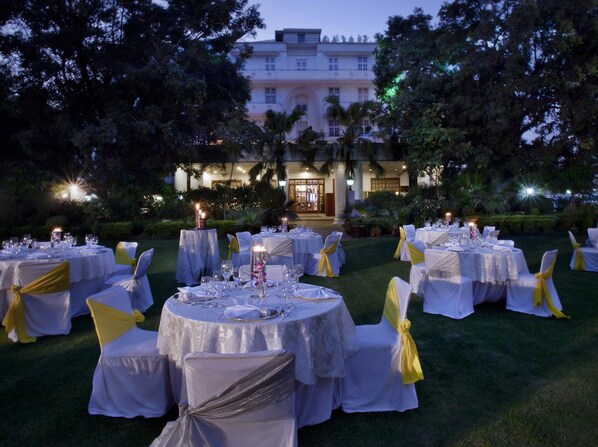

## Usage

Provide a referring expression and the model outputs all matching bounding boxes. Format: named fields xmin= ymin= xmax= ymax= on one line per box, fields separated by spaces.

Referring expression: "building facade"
xmin=173 ymin=28 xmax=409 ymax=220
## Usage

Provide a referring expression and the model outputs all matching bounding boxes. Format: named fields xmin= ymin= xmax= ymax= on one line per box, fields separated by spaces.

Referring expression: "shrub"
xmin=557 ymin=205 xmax=596 ymax=232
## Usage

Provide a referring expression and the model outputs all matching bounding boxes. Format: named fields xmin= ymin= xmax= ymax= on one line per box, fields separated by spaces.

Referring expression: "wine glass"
xmin=85 ymin=234 xmax=93 ymax=247
xmin=220 ymin=260 xmax=233 ymax=296
xmin=200 ymin=276 xmax=213 ymax=307
xmin=293 ymin=264 xmax=304 ymax=285
xmin=232 ymin=267 xmax=241 ymax=288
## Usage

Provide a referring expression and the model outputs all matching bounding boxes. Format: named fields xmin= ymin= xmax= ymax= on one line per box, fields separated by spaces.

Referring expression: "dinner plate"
xmin=227 ymin=307 xmax=281 ymax=322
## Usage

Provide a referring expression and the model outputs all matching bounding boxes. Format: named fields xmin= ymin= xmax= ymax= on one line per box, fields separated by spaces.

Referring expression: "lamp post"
xmin=278 ymin=179 xmax=287 ymax=202
xmin=346 ymin=177 xmax=355 ymax=209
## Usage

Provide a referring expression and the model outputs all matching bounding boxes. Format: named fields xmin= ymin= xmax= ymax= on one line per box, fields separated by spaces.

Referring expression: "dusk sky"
xmin=243 ymin=0 xmax=447 ymax=41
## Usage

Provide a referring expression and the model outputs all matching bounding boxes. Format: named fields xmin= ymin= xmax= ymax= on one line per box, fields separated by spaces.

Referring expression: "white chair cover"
xmin=403 ymin=224 xmax=416 ymax=241
xmin=495 ymin=239 xmax=515 ymax=247
xmin=506 ymin=250 xmax=567 ymax=317
xmin=227 ymin=234 xmax=250 ymax=267
xmin=482 ymin=226 xmax=496 ymax=238
xmin=331 ymin=231 xmax=346 ymax=266
xmin=151 ymin=350 xmax=297 ymax=447
xmin=341 ymin=277 xmax=420 ymax=413
xmin=263 ymin=237 xmax=294 ymax=269
xmin=406 ymin=241 xmax=426 ymax=295
xmin=239 ymin=264 xmax=286 ymax=283
xmin=113 ymin=241 xmax=138 ymax=275
xmin=589 ymin=228 xmax=598 ymax=249
xmin=106 ymin=248 xmax=154 ymax=312
xmin=235 ymin=232 xmax=253 ymax=254
xmin=86 ymin=285 xmax=173 ymax=418
xmin=422 ymin=250 xmax=474 ymax=319
xmin=568 ymin=231 xmax=598 ymax=272
xmin=6 ymin=261 xmax=71 ymax=342
xmin=305 ymin=233 xmax=341 ymax=277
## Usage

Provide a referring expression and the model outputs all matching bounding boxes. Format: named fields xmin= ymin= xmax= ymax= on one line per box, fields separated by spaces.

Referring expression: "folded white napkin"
xmin=224 ymin=304 xmax=261 ymax=320
xmin=26 ymin=252 xmax=49 ymax=260
xmin=492 ymin=244 xmax=512 ymax=252
xmin=296 ymin=286 xmax=339 ymax=300
xmin=177 ymin=286 xmax=211 ymax=300
xmin=447 ymin=246 xmax=465 ymax=252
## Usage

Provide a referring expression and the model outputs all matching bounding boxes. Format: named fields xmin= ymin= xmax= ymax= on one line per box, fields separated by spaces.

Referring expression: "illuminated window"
xmin=371 ymin=178 xmax=401 ymax=192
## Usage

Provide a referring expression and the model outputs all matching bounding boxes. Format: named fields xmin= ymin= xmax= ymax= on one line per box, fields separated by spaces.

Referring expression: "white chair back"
xmin=495 ymin=239 xmax=515 ymax=247
xmin=403 ymin=225 xmax=416 ymax=241
xmin=568 ymin=230 xmax=578 ymax=247
xmin=424 ymin=250 xmax=462 ymax=279
xmin=539 ymin=249 xmax=558 ymax=274
xmin=235 ymin=231 xmax=252 ymax=252
xmin=133 ymin=248 xmax=154 ymax=280
xmin=116 ymin=241 xmax=138 ymax=259
xmin=331 ymin=231 xmax=346 ymax=265
xmin=263 ymin=237 xmax=294 ymax=267
xmin=87 ymin=285 xmax=133 ymax=316
xmin=323 ymin=233 xmax=341 ymax=251
xmin=394 ymin=276 xmax=412 ymax=322
xmin=588 ymin=228 xmax=598 ymax=248
xmin=482 ymin=226 xmax=495 ymax=238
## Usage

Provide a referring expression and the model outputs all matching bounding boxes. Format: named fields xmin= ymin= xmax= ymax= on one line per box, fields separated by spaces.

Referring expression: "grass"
xmin=1 ymin=234 xmax=597 ymax=446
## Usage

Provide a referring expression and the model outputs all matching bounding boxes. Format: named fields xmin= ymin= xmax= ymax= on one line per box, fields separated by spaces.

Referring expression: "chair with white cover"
xmin=305 ymin=233 xmax=341 ymax=277
xmin=235 ymin=231 xmax=253 ymax=260
xmin=105 ymin=248 xmax=154 ymax=312
xmin=263 ymin=237 xmax=294 ymax=269
xmin=482 ymin=226 xmax=496 ymax=238
xmin=495 ymin=239 xmax=514 ymax=247
xmin=568 ymin=231 xmax=598 ymax=272
xmin=2 ymin=261 xmax=70 ymax=343
xmin=86 ymin=285 xmax=173 ymax=418
xmin=113 ymin=241 xmax=139 ymax=275
xmin=341 ymin=277 xmax=422 ymax=413
xmin=406 ymin=241 xmax=426 ymax=295
xmin=506 ymin=249 xmax=569 ymax=319
xmin=150 ymin=350 xmax=297 ymax=447
xmin=331 ymin=231 xmax=346 ymax=265
xmin=588 ymin=228 xmax=598 ymax=249
xmin=239 ymin=264 xmax=287 ymax=283
xmin=403 ymin=224 xmax=416 ymax=243
xmin=393 ymin=226 xmax=408 ymax=261
xmin=422 ymin=250 xmax=474 ymax=319
xmin=227 ymin=234 xmax=250 ymax=268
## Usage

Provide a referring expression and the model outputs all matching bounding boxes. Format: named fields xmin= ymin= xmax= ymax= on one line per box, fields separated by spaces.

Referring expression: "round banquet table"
xmin=157 ymin=283 xmax=358 ymax=403
xmin=251 ymin=232 xmax=323 ymax=268
xmin=0 ymin=245 xmax=116 ymax=319
xmin=176 ymin=229 xmax=221 ymax=285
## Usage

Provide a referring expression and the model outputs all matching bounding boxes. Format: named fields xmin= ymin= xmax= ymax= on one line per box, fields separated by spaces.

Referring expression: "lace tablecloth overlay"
xmin=157 ymin=284 xmax=358 ymax=386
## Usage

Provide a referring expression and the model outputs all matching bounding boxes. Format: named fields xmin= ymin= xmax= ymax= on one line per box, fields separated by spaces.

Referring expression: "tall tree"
xmin=0 ymin=0 xmax=263 ymax=217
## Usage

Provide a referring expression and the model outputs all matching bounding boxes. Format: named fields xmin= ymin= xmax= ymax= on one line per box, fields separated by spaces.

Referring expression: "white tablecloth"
xmin=157 ymin=284 xmax=358 ymax=387
xmin=426 ymin=247 xmax=528 ymax=283
xmin=0 ymin=246 xmax=116 ymax=319
xmin=175 ymin=229 xmax=221 ymax=285
xmin=251 ymin=232 xmax=323 ymax=268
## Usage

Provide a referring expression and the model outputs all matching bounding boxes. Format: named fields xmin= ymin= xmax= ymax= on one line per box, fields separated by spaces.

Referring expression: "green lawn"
xmin=1 ymin=234 xmax=597 ymax=446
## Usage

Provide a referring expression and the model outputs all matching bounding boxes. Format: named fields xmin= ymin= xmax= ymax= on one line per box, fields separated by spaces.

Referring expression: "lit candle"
xmin=194 ymin=203 xmax=205 ymax=229
xmin=445 ymin=212 xmax=451 ymax=224
xmin=281 ymin=217 xmax=288 ymax=233
xmin=251 ymin=246 xmax=267 ymax=295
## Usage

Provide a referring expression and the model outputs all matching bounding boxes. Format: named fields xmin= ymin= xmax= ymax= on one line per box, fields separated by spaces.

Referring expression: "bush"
xmin=476 ymin=214 xmax=558 ymax=235
xmin=95 ymin=222 xmax=135 ymax=240
xmin=557 ymin=205 xmax=596 ymax=232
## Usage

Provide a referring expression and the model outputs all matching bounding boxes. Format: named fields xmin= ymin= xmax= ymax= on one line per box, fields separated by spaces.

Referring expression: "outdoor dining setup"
xmin=395 ymin=216 xmax=570 ymax=320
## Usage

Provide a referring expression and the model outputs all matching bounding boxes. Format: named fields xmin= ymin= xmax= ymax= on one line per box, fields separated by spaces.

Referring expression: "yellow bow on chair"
xmin=2 ymin=262 xmax=70 ymax=344
xmin=571 ymin=242 xmax=586 ymax=271
xmin=393 ymin=227 xmax=406 ymax=259
xmin=532 ymin=256 xmax=570 ymax=320
xmin=382 ymin=279 xmax=424 ymax=384
xmin=406 ymin=242 xmax=425 ymax=266
xmin=228 ymin=236 xmax=240 ymax=260
xmin=115 ymin=243 xmax=137 ymax=274
xmin=317 ymin=241 xmax=338 ymax=277
xmin=87 ymin=299 xmax=145 ymax=346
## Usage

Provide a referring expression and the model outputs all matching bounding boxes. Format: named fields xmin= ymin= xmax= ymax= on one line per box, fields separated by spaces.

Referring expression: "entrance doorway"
xmin=288 ymin=179 xmax=325 ymax=213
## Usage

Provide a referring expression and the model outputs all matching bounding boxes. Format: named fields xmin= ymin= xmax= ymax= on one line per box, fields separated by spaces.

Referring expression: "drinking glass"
xmin=92 ymin=236 xmax=99 ymax=246
xmin=293 ymin=264 xmax=304 ymax=283
xmin=200 ymin=276 xmax=213 ymax=307
xmin=85 ymin=234 xmax=93 ymax=247
xmin=232 ymin=267 xmax=241 ymax=288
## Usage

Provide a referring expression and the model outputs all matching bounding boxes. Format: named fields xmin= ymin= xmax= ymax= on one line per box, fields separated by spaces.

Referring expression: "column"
xmin=354 ymin=164 xmax=364 ymax=201
xmin=333 ymin=164 xmax=347 ymax=224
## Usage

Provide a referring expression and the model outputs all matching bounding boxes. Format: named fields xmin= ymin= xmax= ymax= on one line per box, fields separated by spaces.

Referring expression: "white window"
xmin=358 ymin=87 xmax=369 ymax=102
xmin=328 ymin=57 xmax=338 ymax=71
xmin=357 ymin=56 xmax=368 ymax=71
xmin=328 ymin=87 xmax=340 ymax=99
xmin=359 ymin=119 xmax=371 ymax=135
xmin=265 ymin=57 xmax=275 ymax=71
xmin=298 ymin=33 xmax=306 ymax=43
xmin=296 ymin=59 xmax=307 ymax=71
xmin=328 ymin=120 xmax=340 ymax=137
xmin=265 ymin=87 xmax=276 ymax=104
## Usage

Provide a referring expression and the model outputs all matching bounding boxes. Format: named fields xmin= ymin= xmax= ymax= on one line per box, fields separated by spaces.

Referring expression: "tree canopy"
xmin=375 ymin=0 xmax=598 ymax=197
xmin=0 ymin=0 xmax=263 ymax=216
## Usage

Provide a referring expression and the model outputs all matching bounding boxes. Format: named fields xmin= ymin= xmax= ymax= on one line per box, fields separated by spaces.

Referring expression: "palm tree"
xmin=248 ymin=108 xmax=305 ymax=184
xmin=320 ymin=95 xmax=385 ymax=180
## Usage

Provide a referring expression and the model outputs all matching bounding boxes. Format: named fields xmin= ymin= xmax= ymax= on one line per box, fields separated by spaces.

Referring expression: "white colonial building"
xmin=173 ymin=28 xmax=409 ymax=220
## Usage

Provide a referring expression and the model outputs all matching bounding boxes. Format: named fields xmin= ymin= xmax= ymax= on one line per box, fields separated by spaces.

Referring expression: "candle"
xmin=281 ymin=217 xmax=288 ymax=233
xmin=445 ymin=212 xmax=451 ymax=223
xmin=468 ymin=222 xmax=476 ymax=239
xmin=194 ymin=203 xmax=205 ymax=229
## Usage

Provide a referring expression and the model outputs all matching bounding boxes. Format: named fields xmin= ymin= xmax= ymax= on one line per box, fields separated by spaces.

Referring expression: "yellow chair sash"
xmin=2 ymin=262 xmax=70 ymax=344
xmin=393 ymin=227 xmax=406 ymax=259
xmin=317 ymin=241 xmax=338 ymax=277
xmin=572 ymin=243 xmax=586 ymax=271
xmin=382 ymin=279 xmax=424 ymax=384
xmin=115 ymin=243 xmax=137 ymax=273
xmin=87 ymin=299 xmax=145 ymax=346
xmin=406 ymin=242 xmax=425 ymax=266
xmin=532 ymin=257 xmax=570 ymax=319
xmin=228 ymin=236 xmax=240 ymax=260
